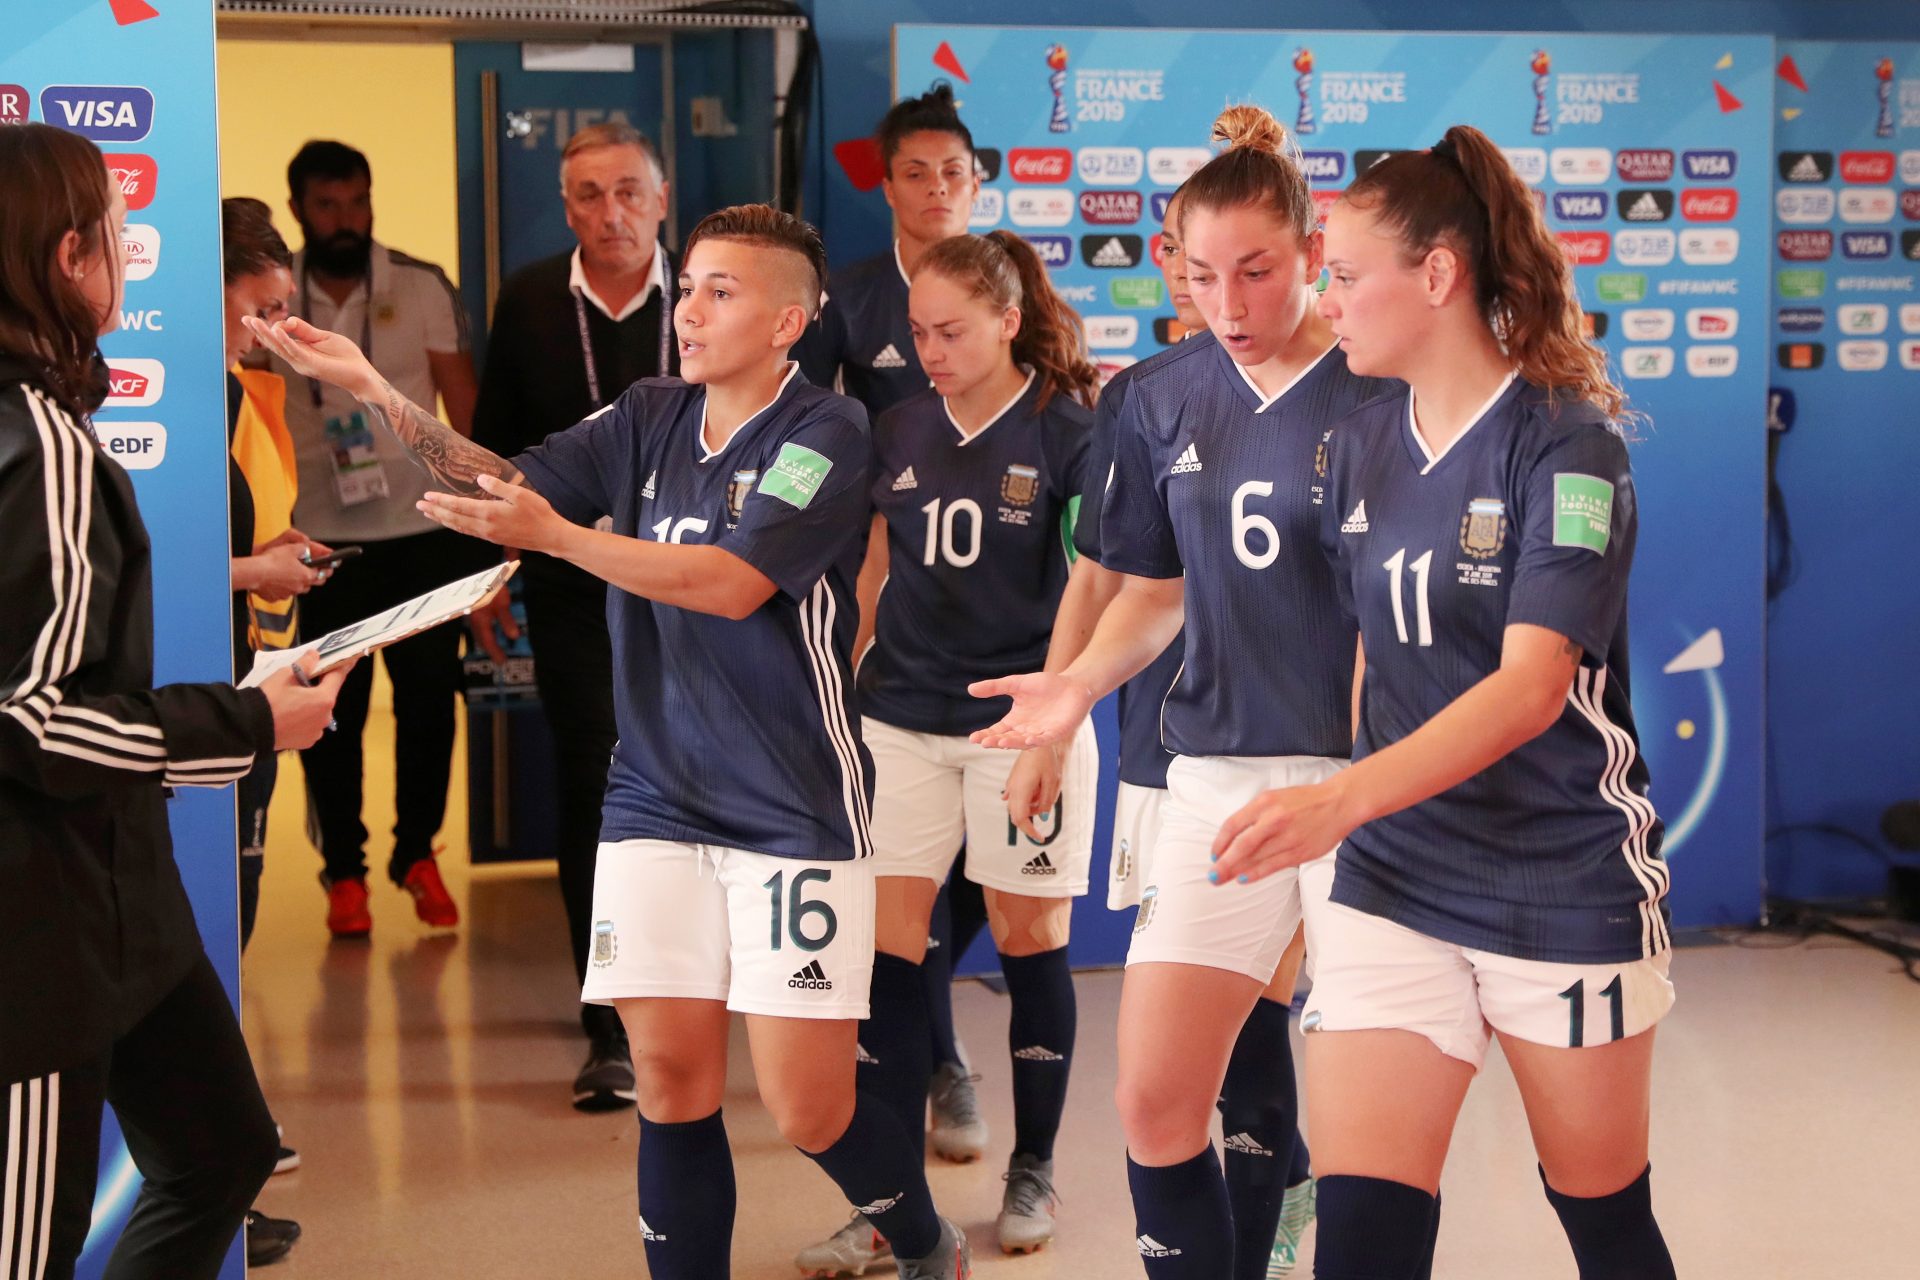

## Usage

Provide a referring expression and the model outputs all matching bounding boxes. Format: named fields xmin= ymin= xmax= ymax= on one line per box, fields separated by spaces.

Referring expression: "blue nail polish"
xmin=1207 ymin=870 xmax=1219 ymax=884
xmin=1209 ymin=852 xmax=1218 ymax=863
xmin=1237 ymin=874 xmax=1249 ymax=885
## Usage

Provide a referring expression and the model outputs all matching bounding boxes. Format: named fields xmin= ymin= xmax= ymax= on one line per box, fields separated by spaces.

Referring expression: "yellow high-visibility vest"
xmin=230 ymin=366 xmax=300 ymax=652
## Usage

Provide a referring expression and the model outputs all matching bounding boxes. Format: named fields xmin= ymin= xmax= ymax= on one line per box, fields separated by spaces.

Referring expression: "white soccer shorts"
xmin=1125 ymin=754 xmax=1346 ymax=982
xmin=1106 ymin=781 xmax=1165 ymax=911
xmin=1299 ymin=854 xmax=1677 ymax=1069
xmin=863 ymin=716 xmax=1098 ymax=898
xmin=581 ymin=839 xmax=876 ymax=1020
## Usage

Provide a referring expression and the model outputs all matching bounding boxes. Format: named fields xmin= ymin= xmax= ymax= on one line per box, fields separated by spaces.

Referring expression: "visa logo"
xmin=1553 ymin=191 xmax=1609 ymax=221
xmin=1023 ymin=235 xmax=1071 ymax=268
xmin=1300 ymin=151 xmax=1347 ymax=182
xmin=39 ymin=86 xmax=154 ymax=143
xmin=1681 ymin=150 xmax=1737 ymax=180
xmin=1842 ymin=232 xmax=1892 ymax=259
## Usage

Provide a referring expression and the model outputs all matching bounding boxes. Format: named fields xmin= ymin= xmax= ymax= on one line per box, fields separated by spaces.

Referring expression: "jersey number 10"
xmin=921 ymin=497 xmax=982 ymax=568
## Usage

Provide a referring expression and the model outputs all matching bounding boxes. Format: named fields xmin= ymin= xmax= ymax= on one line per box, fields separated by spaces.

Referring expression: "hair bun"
xmin=1211 ymin=104 xmax=1288 ymax=157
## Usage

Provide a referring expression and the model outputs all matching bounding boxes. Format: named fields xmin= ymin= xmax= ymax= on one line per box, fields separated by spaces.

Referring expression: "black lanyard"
xmin=572 ymin=259 xmax=675 ymax=409
xmin=299 ymin=261 xmax=373 ymax=411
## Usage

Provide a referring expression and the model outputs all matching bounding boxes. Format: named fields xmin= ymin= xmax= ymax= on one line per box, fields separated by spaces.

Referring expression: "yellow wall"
xmin=215 ymin=39 xmax=462 ymax=283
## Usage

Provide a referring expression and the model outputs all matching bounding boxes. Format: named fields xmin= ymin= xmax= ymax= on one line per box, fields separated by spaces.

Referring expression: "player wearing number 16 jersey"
xmin=1210 ymin=128 xmax=1676 ymax=1280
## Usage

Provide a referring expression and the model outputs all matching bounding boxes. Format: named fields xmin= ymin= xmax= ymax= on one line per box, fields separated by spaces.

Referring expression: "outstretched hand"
xmin=968 ymin=671 xmax=1096 ymax=751
xmin=419 ymin=473 xmax=565 ymax=553
xmin=243 ymin=316 xmax=378 ymax=398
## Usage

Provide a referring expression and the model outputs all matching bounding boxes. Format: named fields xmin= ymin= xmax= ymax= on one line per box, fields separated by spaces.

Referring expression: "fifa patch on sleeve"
xmin=1553 ymin=473 xmax=1614 ymax=554
xmin=759 ymin=442 xmax=835 ymax=509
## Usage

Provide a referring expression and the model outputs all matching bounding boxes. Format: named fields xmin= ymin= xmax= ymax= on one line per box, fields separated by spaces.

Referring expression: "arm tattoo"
xmin=361 ymin=379 xmax=522 ymax=497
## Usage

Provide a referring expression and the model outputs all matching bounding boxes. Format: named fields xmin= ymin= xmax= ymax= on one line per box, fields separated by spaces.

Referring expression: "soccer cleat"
xmin=1267 ymin=1176 xmax=1318 ymax=1278
xmin=996 ymin=1153 xmax=1059 ymax=1254
xmin=927 ymin=1062 xmax=988 ymax=1163
xmin=897 ymin=1217 xmax=971 ymax=1280
xmin=402 ymin=856 xmax=460 ymax=928
xmin=245 ymin=1209 xmax=301 ymax=1266
xmin=324 ymin=876 xmax=372 ymax=937
xmin=572 ymin=1039 xmax=637 ymax=1112
xmin=795 ymin=1213 xmax=892 ymax=1277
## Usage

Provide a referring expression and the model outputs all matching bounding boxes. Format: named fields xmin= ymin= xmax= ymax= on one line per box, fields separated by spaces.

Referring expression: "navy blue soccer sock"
xmin=858 ymin=952 xmax=934 ymax=1165
xmin=1218 ymin=996 xmax=1300 ymax=1280
xmin=1414 ymin=1192 xmax=1441 ymax=1280
xmin=1288 ymin=1129 xmax=1313 ymax=1189
xmin=1000 ymin=945 xmax=1076 ymax=1162
xmin=922 ymin=881 xmax=963 ymax=1070
xmin=636 ymin=1110 xmax=736 ymax=1279
xmin=801 ymin=1090 xmax=941 ymax=1261
xmin=1313 ymin=1174 xmax=1437 ymax=1279
xmin=1127 ymin=1147 xmax=1232 ymax=1277
xmin=1541 ymin=1164 xmax=1676 ymax=1280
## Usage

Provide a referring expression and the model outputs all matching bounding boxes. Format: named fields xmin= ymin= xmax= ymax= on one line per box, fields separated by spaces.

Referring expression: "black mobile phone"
xmin=301 ymin=545 xmax=363 ymax=571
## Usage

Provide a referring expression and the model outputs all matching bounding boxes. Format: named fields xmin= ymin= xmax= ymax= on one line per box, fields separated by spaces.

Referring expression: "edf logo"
xmin=40 ymin=87 xmax=153 ymax=143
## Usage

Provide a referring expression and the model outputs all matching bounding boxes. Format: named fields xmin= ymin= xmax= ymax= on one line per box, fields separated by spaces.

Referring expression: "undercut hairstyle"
xmin=221 ymin=197 xmax=292 ymax=285
xmin=1177 ymin=104 xmax=1316 ymax=244
xmin=683 ymin=204 xmax=828 ymax=320
xmin=559 ymin=121 xmax=665 ymax=186
xmin=0 ymin=124 xmax=116 ymax=417
xmin=1342 ymin=124 xmax=1629 ymax=420
xmin=876 ymin=81 xmax=974 ymax=172
xmin=287 ymin=139 xmax=371 ymax=203
xmin=913 ymin=231 xmax=1100 ymax=411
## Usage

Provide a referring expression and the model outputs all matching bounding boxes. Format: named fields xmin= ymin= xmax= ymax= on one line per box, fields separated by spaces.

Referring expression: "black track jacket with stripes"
xmin=1 ymin=355 xmax=275 ymax=1082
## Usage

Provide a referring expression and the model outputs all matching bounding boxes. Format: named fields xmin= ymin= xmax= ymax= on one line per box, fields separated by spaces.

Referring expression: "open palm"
xmin=244 ymin=316 xmax=377 ymax=396
xmin=968 ymin=672 xmax=1095 ymax=750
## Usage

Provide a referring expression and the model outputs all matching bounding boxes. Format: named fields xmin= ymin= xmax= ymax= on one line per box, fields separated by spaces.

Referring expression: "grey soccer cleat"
xmin=927 ymin=1062 xmax=988 ymax=1163
xmin=996 ymin=1153 xmax=1059 ymax=1254
xmin=897 ymin=1217 xmax=971 ymax=1280
xmin=1267 ymin=1176 xmax=1318 ymax=1278
xmin=795 ymin=1212 xmax=892 ymax=1278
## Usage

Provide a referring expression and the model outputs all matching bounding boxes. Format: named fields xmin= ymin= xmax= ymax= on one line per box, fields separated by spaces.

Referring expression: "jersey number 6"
xmin=764 ymin=868 xmax=840 ymax=953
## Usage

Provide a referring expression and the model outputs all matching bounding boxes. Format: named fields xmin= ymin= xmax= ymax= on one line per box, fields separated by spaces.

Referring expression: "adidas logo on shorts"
xmin=872 ymin=343 xmax=907 ymax=368
xmin=1013 ymin=1044 xmax=1065 ymax=1062
xmin=857 ymin=1192 xmax=904 ymax=1216
xmin=1170 ymin=443 xmax=1203 ymax=475
xmin=1341 ymin=500 xmax=1370 ymax=534
xmin=891 ymin=466 xmax=918 ymax=491
xmin=1223 ymin=1131 xmax=1275 ymax=1157
xmin=789 ymin=960 xmax=833 ymax=990
xmin=1137 ymin=1234 xmax=1183 ymax=1257
xmin=1021 ymin=851 xmax=1058 ymax=876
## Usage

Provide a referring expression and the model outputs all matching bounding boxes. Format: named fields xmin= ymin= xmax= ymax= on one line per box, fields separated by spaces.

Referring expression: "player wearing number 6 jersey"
xmin=973 ymin=107 xmax=1392 ymax=1280
xmin=245 ymin=206 xmax=969 ymax=1280
xmin=794 ymin=230 xmax=1099 ymax=1274
xmin=1210 ymin=127 xmax=1676 ymax=1280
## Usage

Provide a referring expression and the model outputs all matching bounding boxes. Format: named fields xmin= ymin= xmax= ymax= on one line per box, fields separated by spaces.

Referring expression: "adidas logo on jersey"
xmin=638 ymin=1213 xmax=667 ymax=1242
xmin=1787 ymin=153 xmax=1825 ymax=182
xmin=1170 ymin=443 xmax=1203 ymax=475
xmin=789 ymin=960 xmax=833 ymax=990
xmin=856 ymin=1042 xmax=878 ymax=1065
xmin=1013 ymin=1044 xmax=1066 ymax=1061
xmin=872 ymin=343 xmax=907 ymax=369
xmin=1090 ymin=236 xmax=1134 ymax=267
xmin=1223 ymin=1131 xmax=1275 ymax=1157
xmin=1021 ymin=851 xmax=1058 ymax=876
xmin=857 ymin=1192 xmax=904 ymax=1216
xmin=1341 ymin=500 xmax=1370 ymax=533
xmin=891 ymin=466 xmax=919 ymax=491
xmin=641 ymin=470 xmax=657 ymax=500
xmin=1137 ymin=1235 xmax=1184 ymax=1258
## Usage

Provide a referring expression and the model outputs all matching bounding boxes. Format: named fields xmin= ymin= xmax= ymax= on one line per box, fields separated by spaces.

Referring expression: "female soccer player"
xmin=796 ymin=82 xmax=995 ymax=1161
xmin=1211 ymin=125 xmax=1676 ymax=1280
xmin=1049 ymin=174 xmax=1318 ymax=1279
xmin=972 ymin=105 xmax=1393 ymax=1278
xmin=795 ymin=230 xmax=1099 ymax=1274
xmin=248 ymin=205 xmax=970 ymax=1280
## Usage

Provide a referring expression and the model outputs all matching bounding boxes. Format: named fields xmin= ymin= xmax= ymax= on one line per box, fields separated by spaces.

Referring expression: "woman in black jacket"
xmin=0 ymin=124 xmax=345 ymax=1280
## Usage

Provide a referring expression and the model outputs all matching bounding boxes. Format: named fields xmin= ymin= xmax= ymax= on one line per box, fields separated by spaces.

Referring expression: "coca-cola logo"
xmin=1311 ymin=189 xmax=1342 ymax=223
xmin=1008 ymin=148 xmax=1071 ymax=183
xmin=102 ymin=153 xmax=157 ymax=210
xmin=1556 ymin=230 xmax=1611 ymax=266
xmin=1840 ymin=150 xmax=1896 ymax=184
xmin=1681 ymin=189 xmax=1738 ymax=221
xmin=1615 ymin=149 xmax=1675 ymax=182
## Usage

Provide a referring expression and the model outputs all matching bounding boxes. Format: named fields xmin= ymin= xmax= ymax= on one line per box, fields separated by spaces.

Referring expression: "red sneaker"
xmin=325 ymin=877 xmax=372 ymax=937
xmin=402 ymin=857 xmax=460 ymax=928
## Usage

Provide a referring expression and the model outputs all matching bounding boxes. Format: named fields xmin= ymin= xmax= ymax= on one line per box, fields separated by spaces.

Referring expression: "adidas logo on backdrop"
xmin=872 ymin=344 xmax=907 ymax=368
xmin=1170 ymin=443 xmax=1203 ymax=475
xmin=789 ymin=960 xmax=832 ymax=990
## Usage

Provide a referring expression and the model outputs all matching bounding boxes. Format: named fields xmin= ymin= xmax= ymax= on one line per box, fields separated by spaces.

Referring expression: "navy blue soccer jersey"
xmin=860 ymin=374 xmax=1096 ymax=736
xmin=793 ymin=245 xmax=929 ymax=422
xmin=1073 ymin=348 xmax=1194 ymax=790
xmin=1100 ymin=339 xmax=1395 ymax=760
xmin=1321 ymin=376 xmax=1670 ymax=964
xmin=512 ymin=365 xmax=876 ymax=861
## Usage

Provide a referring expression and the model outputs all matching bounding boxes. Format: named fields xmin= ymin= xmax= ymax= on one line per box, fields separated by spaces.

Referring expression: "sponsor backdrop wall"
xmin=895 ymin=26 xmax=1774 ymax=940
xmin=1768 ymin=43 xmax=1920 ymax=900
xmin=3 ymin=2 xmax=245 ymax=1276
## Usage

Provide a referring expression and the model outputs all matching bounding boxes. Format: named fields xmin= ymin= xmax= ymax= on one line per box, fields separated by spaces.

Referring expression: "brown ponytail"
xmin=1341 ymin=124 xmax=1628 ymax=420
xmin=912 ymin=231 xmax=1100 ymax=410
xmin=1176 ymin=104 xmax=1316 ymax=244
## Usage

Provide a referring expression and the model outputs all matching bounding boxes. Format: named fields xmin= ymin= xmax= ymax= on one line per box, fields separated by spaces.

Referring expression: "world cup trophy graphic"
xmin=1293 ymin=48 xmax=1316 ymax=135
xmin=1876 ymin=57 xmax=1895 ymax=139
xmin=1531 ymin=49 xmax=1552 ymax=135
xmin=1046 ymin=44 xmax=1070 ymax=134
